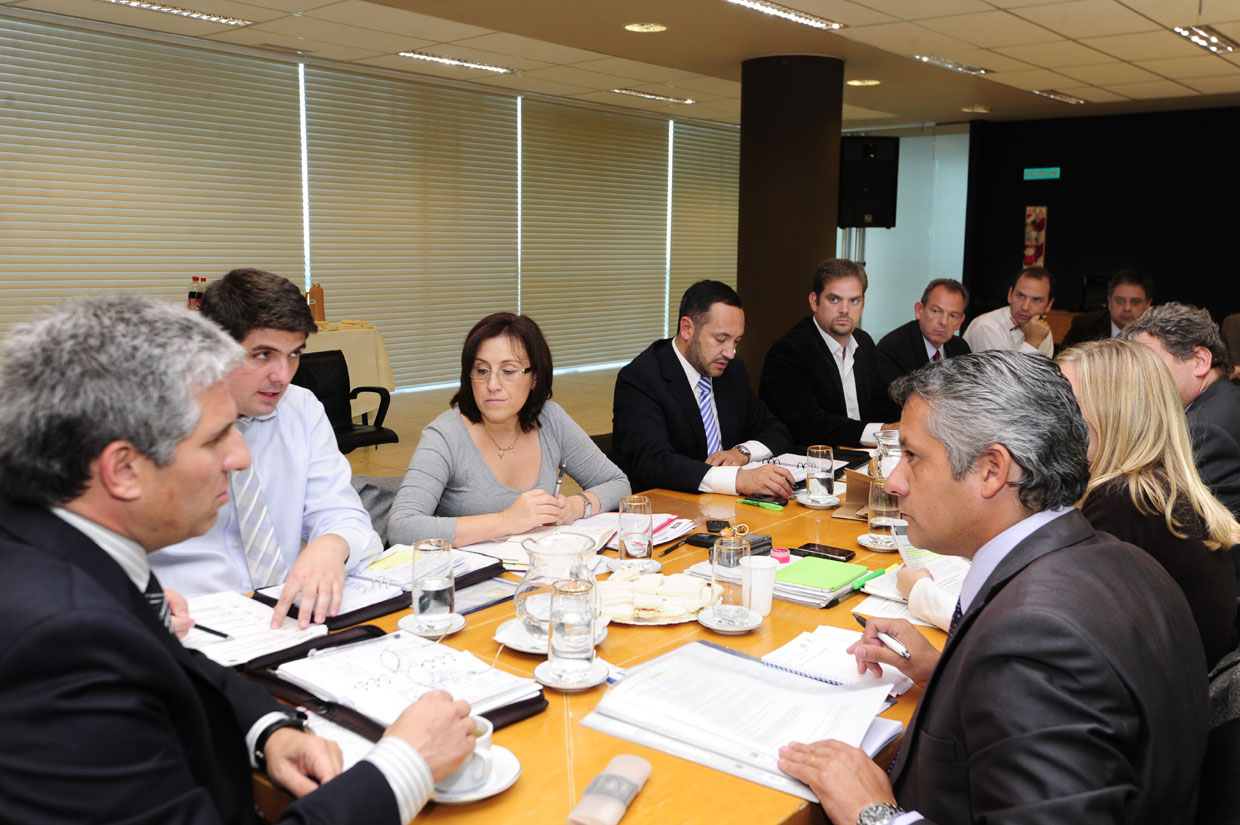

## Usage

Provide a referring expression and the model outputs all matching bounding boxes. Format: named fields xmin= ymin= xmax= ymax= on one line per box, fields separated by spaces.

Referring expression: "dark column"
xmin=737 ymin=55 xmax=844 ymax=391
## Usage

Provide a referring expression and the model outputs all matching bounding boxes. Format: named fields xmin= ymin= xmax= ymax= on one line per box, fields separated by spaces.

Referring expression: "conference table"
xmin=257 ymin=489 xmax=944 ymax=825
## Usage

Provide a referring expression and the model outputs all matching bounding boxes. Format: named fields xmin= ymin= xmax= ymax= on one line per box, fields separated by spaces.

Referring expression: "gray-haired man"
xmin=778 ymin=351 xmax=1206 ymax=825
xmin=0 ymin=296 xmax=473 ymax=824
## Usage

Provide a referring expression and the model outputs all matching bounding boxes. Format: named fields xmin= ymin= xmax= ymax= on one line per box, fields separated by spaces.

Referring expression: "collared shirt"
xmin=813 ymin=321 xmax=883 ymax=446
xmin=670 ymin=340 xmax=771 ymax=495
xmin=962 ymin=306 xmax=1054 ymax=357
xmin=1110 ymin=320 xmax=1122 ymax=339
xmin=152 ymin=385 xmax=380 ymax=597
xmin=922 ymin=335 xmax=943 ymax=363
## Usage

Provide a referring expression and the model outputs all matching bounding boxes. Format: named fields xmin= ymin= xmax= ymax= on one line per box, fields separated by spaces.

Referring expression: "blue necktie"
xmin=697 ymin=376 xmax=722 ymax=456
xmin=946 ymin=598 xmax=964 ymax=642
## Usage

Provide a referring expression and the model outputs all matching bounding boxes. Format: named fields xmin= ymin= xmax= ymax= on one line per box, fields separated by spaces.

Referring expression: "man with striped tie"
xmin=613 ymin=279 xmax=793 ymax=496
xmin=153 ymin=269 xmax=381 ymax=628
xmin=0 ymin=295 xmax=476 ymax=824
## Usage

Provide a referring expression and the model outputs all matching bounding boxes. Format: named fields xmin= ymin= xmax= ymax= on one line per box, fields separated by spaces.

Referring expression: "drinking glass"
xmin=711 ymin=536 xmax=751 ymax=625
xmin=547 ymin=580 xmax=596 ymax=683
xmin=806 ymin=445 xmax=835 ymax=501
xmin=866 ymin=479 xmax=901 ymax=550
xmin=618 ymin=495 xmax=653 ymax=571
xmin=410 ymin=539 xmax=455 ymax=632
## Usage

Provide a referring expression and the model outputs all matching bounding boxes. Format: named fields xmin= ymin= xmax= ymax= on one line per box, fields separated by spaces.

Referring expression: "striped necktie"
xmin=144 ymin=572 xmax=174 ymax=634
xmin=230 ymin=419 xmax=289 ymax=589
xmin=696 ymin=375 xmax=722 ymax=457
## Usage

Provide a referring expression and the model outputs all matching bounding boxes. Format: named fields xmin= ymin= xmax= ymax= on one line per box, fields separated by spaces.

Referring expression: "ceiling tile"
xmin=470 ymin=73 xmax=592 ymax=97
xmin=1112 ymin=0 xmax=1240 ymax=28
xmin=670 ymin=76 xmax=744 ymax=96
xmin=993 ymin=39 xmax=1113 ymax=66
xmin=934 ymin=47 xmax=1034 ymax=71
xmin=1182 ymin=73 xmax=1240 ymax=93
xmin=985 ymin=0 xmax=1079 ymax=6
xmin=983 ymin=66 xmax=1081 ymax=89
xmin=1011 ymin=0 xmax=1160 ymax=38
xmin=241 ymin=14 xmax=419 ymax=51
xmin=205 ymin=26 xmax=396 ymax=58
xmin=918 ymin=11 xmax=1061 ymax=48
xmin=349 ymin=52 xmax=502 ymax=79
xmin=1209 ymin=20 xmax=1240 ymax=39
xmin=571 ymin=57 xmax=700 ymax=83
xmin=395 ymin=44 xmax=550 ymax=71
xmin=1136 ymin=55 xmax=1240 ymax=78
xmin=862 ymin=0 xmax=991 ymax=19
xmin=1078 ymin=30 xmax=1203 ymax=59
xmin=450 ymin=32 xmax=607 ymax=64
xmin=11 ymin=0 xmax=238 ymax=33
xmin=630 ymin=82 xmax=728 ymax=103
xmin=1057 ymin=84 xmax=1131 ymax=101
xmin=1102 ymin=78 xmax=1199 ymax=97
xmin=784 ymin=0 xmax=896 ymax=26
xmin=1058 ymin=61 xmax=1160 ymax=83
xmin=840 ymin=102 xmax=899 ymax=118
xmin=302 ymin=1 xmax=492 ymax=40
xmin=232 ymin=0 xmax=335 ymax=11
xmin=519 ymin=65 xmax=647 ymax=89
xmin=838 ymin=20 xmax=977 ymax=54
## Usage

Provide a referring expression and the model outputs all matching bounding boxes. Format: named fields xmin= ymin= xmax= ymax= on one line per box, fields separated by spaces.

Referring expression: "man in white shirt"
xmin=963 ymin=266 xmax=1055 ymax=356
xmin=152 ymin=268 xmax=381 ymax=627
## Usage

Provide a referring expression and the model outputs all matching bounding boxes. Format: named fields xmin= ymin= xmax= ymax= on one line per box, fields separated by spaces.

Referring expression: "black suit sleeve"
xmin=761 ymin=333 xmax=868 ymax=446
xmin=612 ymin=362 xmax=711 ymax=494
xmin=1191 ymin=418 xmax=1240 ymax=519
xmin=721 ymin=356 xmax=793 ymax=456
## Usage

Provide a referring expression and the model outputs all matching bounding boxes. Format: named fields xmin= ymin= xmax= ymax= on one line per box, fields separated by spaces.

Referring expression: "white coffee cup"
xmin=740 ymin=556 xmax=779 ymax=617
xmin=434 ymin=716 xmax=494 ymax=794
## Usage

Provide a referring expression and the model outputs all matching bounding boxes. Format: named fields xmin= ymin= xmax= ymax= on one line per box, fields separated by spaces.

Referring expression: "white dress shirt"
xmin=922 ymin=336 xmax=943 ymax=363
xmin=813 ymin=322 xmax=883 ymax=446
xmin=962 ymin=306 xmax=1054 ymax=357
xmin=151 ymin=385 xmax=380 ymax=596
xmin=670 ymin=341 xmax=771 ymax=495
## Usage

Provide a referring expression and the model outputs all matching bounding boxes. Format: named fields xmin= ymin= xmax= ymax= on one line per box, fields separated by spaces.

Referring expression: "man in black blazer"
xmin=876 ymin=278 xmax=972 ymax=393
xmin=0 ymin=296 xmax=475 ymax=824
xmin=1061 ymin=268 xmax=1153 ymax=348
xmin=613 ymin=280 xmax=793 ymax=496
xmin=777 ymin=351 xmax=1207 ymax=825
xmin=760 ymin=259 xmax=900 ymax=447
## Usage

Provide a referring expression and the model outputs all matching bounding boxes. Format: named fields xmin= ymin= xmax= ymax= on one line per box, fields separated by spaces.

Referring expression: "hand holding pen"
xmin=846 ymin=615 xmax=940 ymax=688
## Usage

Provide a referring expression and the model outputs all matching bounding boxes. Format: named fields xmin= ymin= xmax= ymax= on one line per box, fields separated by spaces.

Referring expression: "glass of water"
xmin=547 ymin=580 xmax=596 ymax=683
xmin=806 ymin=445 xmax=835 ymax=501
xmin=618 ymin=495 xmax=653 ymax=571
xmin=711 ymin=536 xmax=751 ymax=626
xmin=410 ymin=538 xmax=455 ymax=632
xmin=866 ymin=479 xmax=901 ymax=550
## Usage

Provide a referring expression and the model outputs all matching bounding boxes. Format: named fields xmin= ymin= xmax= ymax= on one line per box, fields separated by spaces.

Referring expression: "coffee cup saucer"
xmin=397 ymin=613 xmax=466 ymax=638
xmin=433 ymin=745 xmax=521 ymax=805
xmin=533 ymin=659 xmax=610 ymax=691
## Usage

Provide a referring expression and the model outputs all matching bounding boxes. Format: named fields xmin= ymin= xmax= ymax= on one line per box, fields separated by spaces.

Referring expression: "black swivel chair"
xmin=291 ymin=349 xmax=399 ymax=454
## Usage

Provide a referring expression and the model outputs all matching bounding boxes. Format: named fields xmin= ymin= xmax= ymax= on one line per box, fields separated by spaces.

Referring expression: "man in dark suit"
xmin=778 ymin=351 xmax=1207 ymax=825
xmin=1061 ymin=268 xmax=1153 ymax=348
xmin=613 ymin=280 xmax=793 ymax=496
xmin=759 ymin=258 xmax=900 ymax=447
xmin=876 ymin=278 xmax=971 ymax=394
xmin=0 ymin=296 xmax=475 ymax=824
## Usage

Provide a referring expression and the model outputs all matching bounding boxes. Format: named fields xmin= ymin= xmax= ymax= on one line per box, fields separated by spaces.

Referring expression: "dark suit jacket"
xmin=875 ymin=319 xmax=971 ymax=395
xmin=1188 ymin=378 xmax=1240 ymax=523
xmin=612 ymin=338 xmax=791 ymax=494
xmin=0 ymin=497 xmax=398 ymax=825
xmin=890 ymin=510 xmax=1207 ymax=824
xmin=1061 ymin=308 xmax=1112 ymax=347
xmin=758 ymin=316 xmax=900 ymax=447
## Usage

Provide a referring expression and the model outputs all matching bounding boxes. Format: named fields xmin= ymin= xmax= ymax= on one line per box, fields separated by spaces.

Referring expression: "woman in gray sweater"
xmin=388 ymin=313 xmax=630 ymax=547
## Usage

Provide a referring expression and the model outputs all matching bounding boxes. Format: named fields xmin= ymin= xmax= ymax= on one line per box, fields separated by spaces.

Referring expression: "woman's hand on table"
xmin=896 ymin=566 xmax=933 ymax=599
xmin=503 ymin=488 xmax=566 ymax=533
xmin=847 ymin=616 xmax=939 ymax=687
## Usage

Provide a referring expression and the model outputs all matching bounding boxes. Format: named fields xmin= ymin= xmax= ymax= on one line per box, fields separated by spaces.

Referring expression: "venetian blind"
xmin=303 ymin=66 xmax=518 ymax=388
xmin=0 ymin=16 xmax=304 ymax=338
xmin=521 ymin=99 xmax=668 ymax=369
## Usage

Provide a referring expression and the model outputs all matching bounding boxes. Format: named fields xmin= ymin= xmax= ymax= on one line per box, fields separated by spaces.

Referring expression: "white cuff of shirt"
xmin=890 ymin=812 xmax=924 ymax=825
xmin=364 ymin=736 xmax=435 ymax=825
xmin=699 ymin=465 xmax=740 ymax=496
xmin=859 ymin=422 xmax=884 ymax=446
xmin=736 ymin=440 xmax=772 ymax=461
xmin=246 ymin=712 xmax=293 ymax=770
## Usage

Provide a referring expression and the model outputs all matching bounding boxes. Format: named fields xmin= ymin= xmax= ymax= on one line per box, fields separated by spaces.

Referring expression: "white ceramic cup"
xmin=740 ymin=556 xmax=779 ymax=617
xmin=434 ymin=717 xmax=494 ymax=794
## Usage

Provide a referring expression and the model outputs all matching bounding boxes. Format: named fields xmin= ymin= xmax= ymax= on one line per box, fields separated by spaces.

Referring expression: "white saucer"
xmin=794 ymin=490 xmax=840 ymax=510
xmin=494 ymin=618 xmax=610 ymax=655
xmin=533 ymin=659 xmax=609 ymax=691
xmin=433 ymin=745 xmax=521 ymax=805
xmin=856 ymin=534 xmax=898 ymax=552
xmin=605 ymin=557 xmax=662 ymax=574
xmin=697 ymin=606 xmax=763 ymax=635
xmin=398 ymin=612 xmax=466 ymax=637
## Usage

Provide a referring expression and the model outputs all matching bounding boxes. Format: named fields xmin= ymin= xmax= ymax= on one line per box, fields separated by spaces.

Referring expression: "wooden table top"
xmin=263 ymin=490 xmax=944 ymax=825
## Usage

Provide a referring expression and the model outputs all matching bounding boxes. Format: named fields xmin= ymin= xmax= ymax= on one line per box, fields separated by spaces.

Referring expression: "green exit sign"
xmin=1023 ymin=167 xmax=1061 ymax=180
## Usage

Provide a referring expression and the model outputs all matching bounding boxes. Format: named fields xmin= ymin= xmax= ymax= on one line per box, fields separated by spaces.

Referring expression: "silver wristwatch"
xmin=734 ymin=444 xmax=752 ymax=459
xmin=577 ymin=492 xmax=593 ymax=519
xmin=857 ymin=803 xmax=903 ymax=825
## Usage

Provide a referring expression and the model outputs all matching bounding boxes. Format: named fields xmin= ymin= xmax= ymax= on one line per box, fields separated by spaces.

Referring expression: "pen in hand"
xmin=552 ymin=461 xmax=566 ymax=498
xmin=853 ymin=614 xmax=911 ymax=659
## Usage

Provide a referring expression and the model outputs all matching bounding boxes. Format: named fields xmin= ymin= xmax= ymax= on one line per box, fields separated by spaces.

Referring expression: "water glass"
xmin=618 ymin=495 xmax=653 ymax=571
xmin=410 ymin=539 xmax=455 ymax=632
xmin=866 ymin=479 xmax=901 ymax=550
xmin=547 ymin=580 xmax=596 ymax=683
xmin=711 ymin=536 xmax=751 ymax=626
xmin=806 ymin=445 xmax=835 ymax=501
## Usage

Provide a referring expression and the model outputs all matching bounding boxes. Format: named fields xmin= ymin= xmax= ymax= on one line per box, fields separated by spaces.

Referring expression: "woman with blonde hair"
xmin=1058 ymin=337 xmax=1240 ymax=667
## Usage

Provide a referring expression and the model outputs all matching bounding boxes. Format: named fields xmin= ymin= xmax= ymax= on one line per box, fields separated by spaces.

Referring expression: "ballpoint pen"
xmin=737 ymin=498 xmax=783 ymax=511
xmin=552 ymin=461 xmax=566 ymax=498
xmin=853 ymin=614 xmax=911 ymax=659
xmin=658 ymin=536 xmax=691 ymax=557
xmin=192 ymin=623 xmax=232 ymax=640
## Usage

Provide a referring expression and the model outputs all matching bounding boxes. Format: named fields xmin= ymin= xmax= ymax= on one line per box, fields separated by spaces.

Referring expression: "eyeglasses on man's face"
xmin=469 ymin=365 xmax=533 ymax=383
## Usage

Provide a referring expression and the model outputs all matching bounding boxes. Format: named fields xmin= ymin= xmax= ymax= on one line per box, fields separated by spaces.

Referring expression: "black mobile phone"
xmin=796 ymin=542 xmax=856 ymax=562
xmin=705 ymin=519 xmax=730 ymax=533
xmin=685 ymin=532 xmax=718 ymax=548
xmin=745 ymin=492 xmax=790 ymax=506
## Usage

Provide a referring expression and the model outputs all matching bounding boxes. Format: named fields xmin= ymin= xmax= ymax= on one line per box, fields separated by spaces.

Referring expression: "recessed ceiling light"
xmin=723 ymin=0 xmax=843 ymax=30
xmin=611 ymin=88 xmax=696 ymax=104
xmin=846 ymin=79 xmax=881 ymax=87
xmin=1173 ymin=24 xmax=1238 ymax=55
xmin=397 ymin=51 xmax=516 ymax=74
xmin=1031 ymin=89 xmax=1086 ymax=105
xmin=912 ymin=54 xmax=989 ymax=75
xmin=625 ymin=22 xmax=667 ymax=33
xmin=99 ymin=0 xmax=251 ymax=25
xmin=961 ymin=104 xmax=990 ymax=113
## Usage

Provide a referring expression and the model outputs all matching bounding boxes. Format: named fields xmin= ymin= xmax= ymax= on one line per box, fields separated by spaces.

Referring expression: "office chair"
xmin=291 ymin=349 xmax=399 ymax=454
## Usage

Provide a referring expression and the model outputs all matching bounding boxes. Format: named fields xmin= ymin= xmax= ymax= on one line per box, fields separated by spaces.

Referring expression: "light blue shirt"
xmin=151 ymin=385 xmax=380 ymax=596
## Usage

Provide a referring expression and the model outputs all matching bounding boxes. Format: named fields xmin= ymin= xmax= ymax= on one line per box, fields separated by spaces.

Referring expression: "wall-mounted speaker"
xmin=838 ymin=136 xmax=899 ymax=229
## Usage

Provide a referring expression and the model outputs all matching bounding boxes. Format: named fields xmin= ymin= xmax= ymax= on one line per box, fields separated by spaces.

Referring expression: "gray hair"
xmin=889 ymin=350 xmax=1089 ymax=512
xmin=1121 ymin=302 xmax=1230 ymax=376
xmin=0 ymin=295 xmax=243 ymax=506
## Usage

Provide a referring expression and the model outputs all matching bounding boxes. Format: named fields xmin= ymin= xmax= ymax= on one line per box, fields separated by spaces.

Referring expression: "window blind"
xmin=0 ymin=15 xmax=304 ymax=338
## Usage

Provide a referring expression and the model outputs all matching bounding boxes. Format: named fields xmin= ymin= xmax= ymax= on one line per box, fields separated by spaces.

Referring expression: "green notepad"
xmin=775 ymin=557 xmax=869 ymax=591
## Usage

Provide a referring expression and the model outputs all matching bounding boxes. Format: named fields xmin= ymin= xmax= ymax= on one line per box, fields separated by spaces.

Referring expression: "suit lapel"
xmin=658 ymin=341 xmax=711 ymax=458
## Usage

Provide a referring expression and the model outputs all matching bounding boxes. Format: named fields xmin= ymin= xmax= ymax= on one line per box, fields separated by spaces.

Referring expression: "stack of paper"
xmin=761 ymin=625 xmax=912 ymax=696
xmin=687 ymin=555 xmax=871 ymax=608
xmin=182 ymin=591 xmax=328 ymax=667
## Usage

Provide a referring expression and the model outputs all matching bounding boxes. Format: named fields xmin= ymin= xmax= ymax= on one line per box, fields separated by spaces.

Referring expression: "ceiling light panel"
xmin=1030 ymin=88 xmax=1087 ymax=104
xmin=722 ymin=0 xmax=843 ymax=30
xmin=98 ymin=0 xmax=251 ymax=25
xmin=610 ymin=88 xmax=695 ymax=104
xmin=1173 ymin=25 xmax=1239 ymax=55
xmin=398 ymin=51 xmax=516 ymax=73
